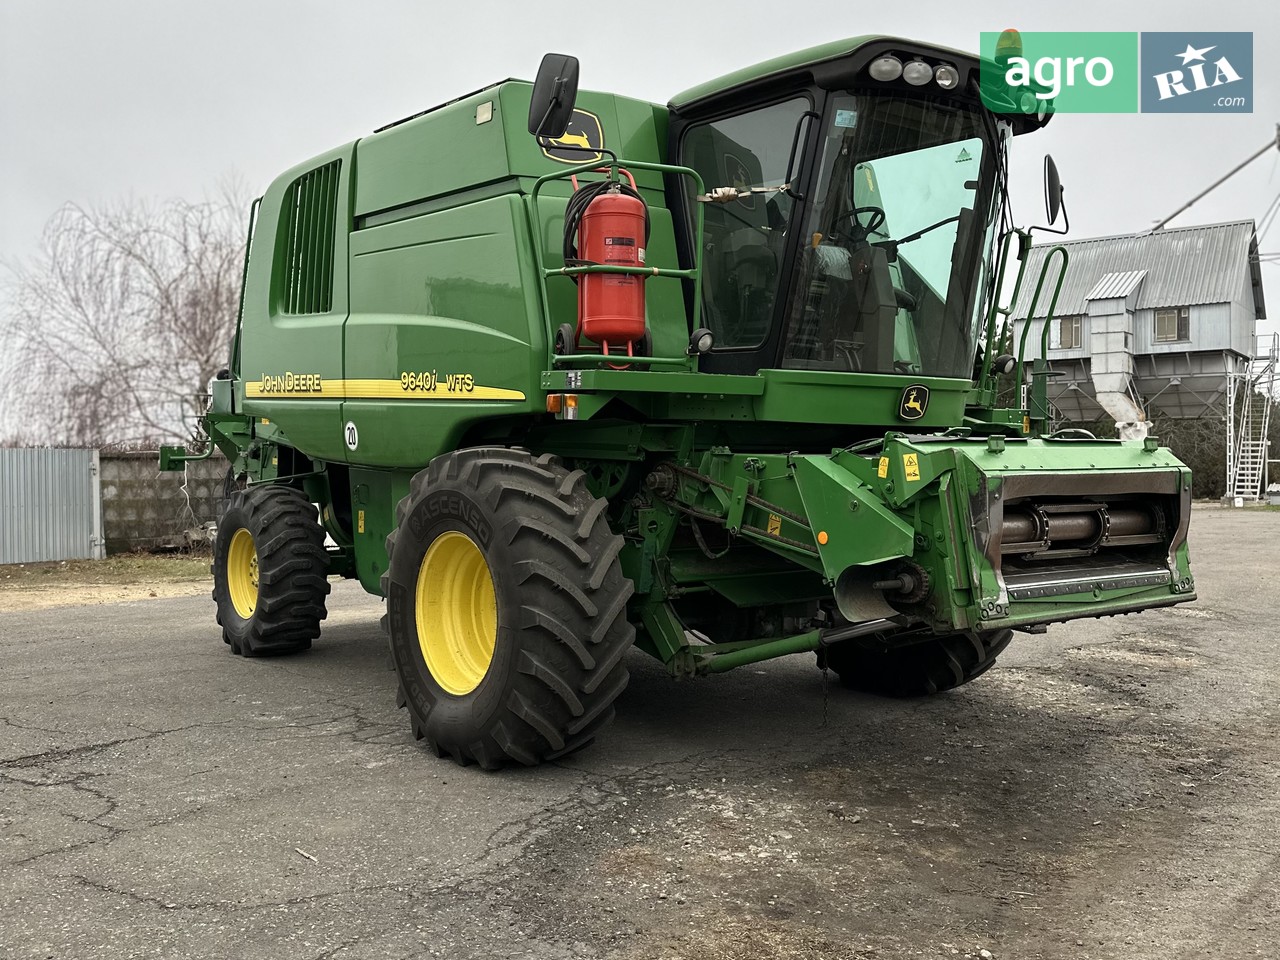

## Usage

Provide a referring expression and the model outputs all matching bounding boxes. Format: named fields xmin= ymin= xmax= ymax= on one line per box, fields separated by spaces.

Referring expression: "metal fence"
xmin=0 ymin=448 xmax=104 ymax=564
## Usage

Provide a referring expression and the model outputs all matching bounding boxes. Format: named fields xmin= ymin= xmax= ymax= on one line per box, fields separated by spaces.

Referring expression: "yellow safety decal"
xmin=877 ymin=456 xmax=889 ymax=478
xmin=1023 ymin=416 xmax=1031 ymax=434
xmin=767 ymin=513 xmax=782 ymax=537
xmin=903 ymin=453 xmax=920 ymax=482
xmin=357 ymin=510 xmax=365 ymax=534
xmin=245 ymin=375 xmax=525 ymax=402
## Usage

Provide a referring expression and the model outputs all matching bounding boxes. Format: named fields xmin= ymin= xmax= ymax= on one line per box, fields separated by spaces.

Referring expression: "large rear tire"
xmin=382 ymin=448 xmax=635 ymax=769
xmin=212 ymin=485 xmax=330 ymax=656
xmin=818 ymin=629 xmax=1014 ymax=697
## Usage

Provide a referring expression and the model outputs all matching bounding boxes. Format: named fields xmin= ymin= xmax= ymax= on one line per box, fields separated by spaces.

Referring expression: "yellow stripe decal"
xmin=245 ymin=378 xmax=525 ymax=402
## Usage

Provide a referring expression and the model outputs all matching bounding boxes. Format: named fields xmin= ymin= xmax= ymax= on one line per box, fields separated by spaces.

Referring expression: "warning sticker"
xmin=877 ymin=456 xmax=889 ymax=478
xmin=767 ymin=513 xmax=782 ymax=537
xmin=903 ymin=453 xmax=921 ymax=482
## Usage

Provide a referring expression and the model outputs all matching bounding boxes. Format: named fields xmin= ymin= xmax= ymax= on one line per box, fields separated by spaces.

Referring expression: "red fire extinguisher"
xmin=565 ymin=171 xmax=649 ymax=358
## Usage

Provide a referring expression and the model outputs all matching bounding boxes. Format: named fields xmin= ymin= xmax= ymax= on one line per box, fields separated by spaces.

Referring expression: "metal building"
xmin=0 ymin=448 xmax=105 ymax=564
xmin=1010 ymin=219 xmax=1272 ymax=499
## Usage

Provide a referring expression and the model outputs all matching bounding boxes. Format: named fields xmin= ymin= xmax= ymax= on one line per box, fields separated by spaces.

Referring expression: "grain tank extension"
xmin=162 ymin=37 xmax=1196 ymax=768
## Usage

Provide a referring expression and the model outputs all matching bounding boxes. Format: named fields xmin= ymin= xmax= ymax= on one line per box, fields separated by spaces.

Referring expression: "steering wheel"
xmin=829 ymin=205 xmax=887 ymax=244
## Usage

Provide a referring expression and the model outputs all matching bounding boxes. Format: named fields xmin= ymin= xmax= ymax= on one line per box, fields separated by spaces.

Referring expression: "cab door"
xmin=675 ymin=93 xmax=820 ymax=375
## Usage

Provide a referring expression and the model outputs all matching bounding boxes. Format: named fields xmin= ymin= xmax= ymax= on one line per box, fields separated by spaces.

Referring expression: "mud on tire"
xmin=818 ymin=629 xmax=1014 ymax=697
xmin=212 ymin=485 xmax=330 ymax=657
xmin=382 ymin=447 xmax=635 ymax=769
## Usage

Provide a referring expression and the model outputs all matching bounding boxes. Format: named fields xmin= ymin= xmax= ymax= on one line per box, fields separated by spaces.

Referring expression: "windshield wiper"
xmin=875 ymin=214 xmax=962 ymax=258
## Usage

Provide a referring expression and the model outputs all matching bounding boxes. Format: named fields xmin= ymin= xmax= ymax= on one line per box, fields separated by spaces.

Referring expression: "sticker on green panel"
xmin=539 ymin=109 xmax=604 ymax=164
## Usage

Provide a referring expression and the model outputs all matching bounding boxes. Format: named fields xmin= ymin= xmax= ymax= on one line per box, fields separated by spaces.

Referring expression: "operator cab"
xmin=669 ymin=38 xmax=1050 ymax=379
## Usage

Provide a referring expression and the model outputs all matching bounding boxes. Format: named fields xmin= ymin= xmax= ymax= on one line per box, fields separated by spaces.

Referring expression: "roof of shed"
xmin=1085 ymin=269 xmax=1147 ymax=301
xmin=1011 ymin=220 xmax=1264 ymax=320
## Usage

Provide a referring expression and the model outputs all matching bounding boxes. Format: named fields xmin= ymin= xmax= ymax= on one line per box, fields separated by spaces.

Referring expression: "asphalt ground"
xmin=1 ymin=504 xmax=1277 ymax=960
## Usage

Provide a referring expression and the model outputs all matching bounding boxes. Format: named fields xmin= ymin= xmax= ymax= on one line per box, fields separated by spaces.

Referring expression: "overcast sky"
xmin=1 ymin=0 xmax=1276 ymax=332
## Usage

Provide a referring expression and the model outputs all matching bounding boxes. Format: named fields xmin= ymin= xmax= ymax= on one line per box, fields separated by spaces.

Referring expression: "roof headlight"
xmin=902 ymin=59 xmax=933 ymax=86
xmin=934 ymin=63 xmax=960 ymax=90
xmin=869 ymin=55 xmax=903 ymax=82
xmin=1019 ymin=91 xmax=1039 ymax=114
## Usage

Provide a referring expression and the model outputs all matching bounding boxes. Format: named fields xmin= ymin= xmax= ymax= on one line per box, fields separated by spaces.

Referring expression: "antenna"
xmin=1151 ymin=123 xmax=1280 ymax=230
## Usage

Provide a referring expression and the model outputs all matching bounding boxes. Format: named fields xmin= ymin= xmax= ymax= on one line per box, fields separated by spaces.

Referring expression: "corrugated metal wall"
xmin=0 ymin=448 xmax=104 ymax=564
xmin=1133 ymin=302 xmax=1234 ymax=354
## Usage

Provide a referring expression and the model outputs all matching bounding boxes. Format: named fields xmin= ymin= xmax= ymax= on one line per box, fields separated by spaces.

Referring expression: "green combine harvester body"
xmin=163 ymin=35 xmax=1196 ymax=768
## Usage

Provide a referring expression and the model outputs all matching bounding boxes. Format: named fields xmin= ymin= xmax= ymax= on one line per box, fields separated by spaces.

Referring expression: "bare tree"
xmin=0 ymin=187 xmax=248 ymax=447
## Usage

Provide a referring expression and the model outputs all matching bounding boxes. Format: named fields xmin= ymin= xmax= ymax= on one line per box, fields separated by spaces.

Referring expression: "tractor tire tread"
xmin=212 ymin=484 xmax=330 ymax=658
xmin=384 ymin=447 xmax=634 ymax=769
xmin=821 ymin=628 xmax=1015 ymax=698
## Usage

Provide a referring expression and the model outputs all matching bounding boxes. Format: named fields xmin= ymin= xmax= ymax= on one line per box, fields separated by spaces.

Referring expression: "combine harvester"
xmin=163 ymin=34 xmax=1195 ymax=767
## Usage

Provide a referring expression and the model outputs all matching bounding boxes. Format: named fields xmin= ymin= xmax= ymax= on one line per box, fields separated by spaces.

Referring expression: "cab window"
xmin=681 ymin=97 xmax=810 ymax=350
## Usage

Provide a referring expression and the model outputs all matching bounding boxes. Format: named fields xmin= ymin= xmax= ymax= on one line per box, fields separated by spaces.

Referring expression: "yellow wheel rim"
xmin=415 ymin=531 xmax=497 ymax=696
xmin=227 ymin=528 xmax=259 ymax=619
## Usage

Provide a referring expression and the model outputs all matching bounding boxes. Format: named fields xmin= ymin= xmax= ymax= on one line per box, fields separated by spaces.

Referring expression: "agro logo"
xmin=899 ymin=384 xmax=929 ymax=421
xmin=539 ymin=109 xmax=604 ymax=164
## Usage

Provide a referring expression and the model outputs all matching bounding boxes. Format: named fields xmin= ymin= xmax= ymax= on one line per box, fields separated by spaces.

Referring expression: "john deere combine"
xmin=163 ymin=35 xmax=1196 ymax=768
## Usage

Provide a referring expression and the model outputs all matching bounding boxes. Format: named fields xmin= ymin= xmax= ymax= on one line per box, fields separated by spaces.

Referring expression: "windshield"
xmin=782 ymin=92 xmax=997 ymax=377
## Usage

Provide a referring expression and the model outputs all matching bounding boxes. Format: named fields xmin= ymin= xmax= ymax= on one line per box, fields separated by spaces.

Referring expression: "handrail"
xmin=1015 ymin=245 xmax=1069 ymax=435
xmin=528 ymin=157 xmax=707 ymax=372
xmin=1014 ymin=245 xmax=1069 ymax=383
xmin=551 ymin=353 xmax=691 ymax=367
xmin=978 ymin=229 xmax=1030 ymax=384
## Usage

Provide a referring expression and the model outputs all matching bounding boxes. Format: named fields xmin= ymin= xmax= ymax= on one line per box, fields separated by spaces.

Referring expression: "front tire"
xmin=382 ymin=447 xmax=634 ymax=769
xmin=212 ymin=485 xmax=330 ymax=656
xmin=818 ymin=629 xmax=1014 ymax=697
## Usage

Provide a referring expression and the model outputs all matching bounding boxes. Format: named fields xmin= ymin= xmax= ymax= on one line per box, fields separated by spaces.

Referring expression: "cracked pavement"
xmin=1 ymin=505 xmax=1278 ymax=959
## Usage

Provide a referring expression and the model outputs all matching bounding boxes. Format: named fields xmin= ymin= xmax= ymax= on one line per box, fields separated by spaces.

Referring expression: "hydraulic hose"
xmin=563 ymin=178 xmax=650 ymax=282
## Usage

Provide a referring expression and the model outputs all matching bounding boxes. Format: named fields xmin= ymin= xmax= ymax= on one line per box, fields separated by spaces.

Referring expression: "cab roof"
xmin=669 ymin=34 xmax=1012 ymax=113
xmin=671 ymin=35 xmax=882 ymax=109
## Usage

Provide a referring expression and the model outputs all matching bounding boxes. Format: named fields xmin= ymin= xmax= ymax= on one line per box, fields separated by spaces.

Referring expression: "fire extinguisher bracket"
xmin=530 ymin=158 xmax=707 ymax=371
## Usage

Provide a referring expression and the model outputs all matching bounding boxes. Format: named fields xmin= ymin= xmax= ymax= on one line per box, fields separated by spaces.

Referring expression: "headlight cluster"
xmin=1010 ymin=90 xmax=1053 ymax=119
xmin=868 ymin=55 xmax=961 ymax=91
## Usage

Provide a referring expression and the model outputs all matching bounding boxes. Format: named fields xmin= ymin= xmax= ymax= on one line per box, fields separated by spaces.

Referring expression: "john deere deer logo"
xmin=899 ymin=384 xmax=929 ymax=421
xmin=539 ymin=109 xmax=605 ymax=164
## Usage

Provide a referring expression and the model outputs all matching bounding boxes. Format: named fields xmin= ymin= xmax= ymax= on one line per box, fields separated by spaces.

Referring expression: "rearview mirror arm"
xmin=1028 ymin=192 xmax=1070 ymax=237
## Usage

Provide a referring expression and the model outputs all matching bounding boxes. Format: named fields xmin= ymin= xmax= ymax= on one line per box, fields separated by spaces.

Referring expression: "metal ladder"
xmin=1229 ymin=334 xmax=1277 ymax=501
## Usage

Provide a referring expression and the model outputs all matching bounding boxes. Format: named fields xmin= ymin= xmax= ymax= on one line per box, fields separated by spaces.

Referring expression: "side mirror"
xmin=1044 ymin=155 xmax=1064 ymax=225
xmin=528 ymin=53 xmax=580 ymax=139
